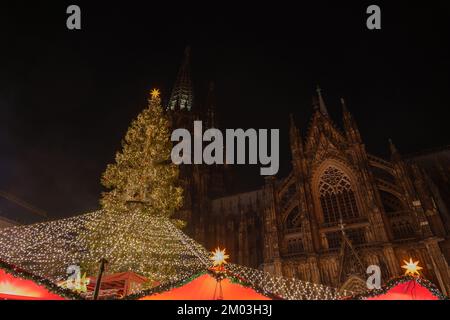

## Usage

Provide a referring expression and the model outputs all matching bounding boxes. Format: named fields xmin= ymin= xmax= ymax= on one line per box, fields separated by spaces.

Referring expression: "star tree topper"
xmin=210 ymin=247 xmax=229 ymax=267
xmin=151 ymin=88 xmax=161 ymax=99
xmin=401 ymin=258 xmax=423 ymax=277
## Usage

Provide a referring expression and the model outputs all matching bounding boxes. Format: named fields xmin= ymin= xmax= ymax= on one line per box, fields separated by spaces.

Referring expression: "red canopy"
xmin=365 ymin=279 xmax=440 ymax=300
xmin=0 ymin=268 xmax=65 ymax=300
xmin=140 ymin=273 xmax=271 ymax=300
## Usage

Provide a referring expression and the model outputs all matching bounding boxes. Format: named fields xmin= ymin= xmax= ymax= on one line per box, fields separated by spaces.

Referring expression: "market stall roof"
xmin=0 ymin=211 xmax=346 ymax=300
xmin=0 ymin=261 xmax=74 ymax=300
xmin=138 ymin=272 xmax=272 ymax=300
xmin=351 ymin=276 xmax=448 ymax=301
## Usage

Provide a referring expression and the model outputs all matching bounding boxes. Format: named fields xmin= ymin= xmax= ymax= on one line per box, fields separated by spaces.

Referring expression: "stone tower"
xmin=260 ymin=88 xmax=450 ymax=294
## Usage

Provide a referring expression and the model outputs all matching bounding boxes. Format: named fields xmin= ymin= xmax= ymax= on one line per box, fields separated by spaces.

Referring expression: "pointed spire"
xmin=289 ymin=113 xmax=296 ymax=132
xmin=289 ymin=114 xmax=298 ymax=137
xmin=316 ymin=85 xmax=329 ymax=117
xmin=341 ymin=98 xmax=351 ymax=124
xmin=184 ymin=45 xmax=191 ymax=58
xmin=289 ymin=113 xmax=303 ymax=158
xmin=289 ymin=114 xmax=296 ymax=139
xmin=205 ymin=81 xmax=217 ymax=128
xmin=389 ymin=138 xmax=398 ymax=154
xmin=341 ymin=98 xmax=362 ymax=143
xmin=389 ymin=138 xmax=402 ymax=161
xmin=168 ymin=46 xmax=194 ymax=111
xmin=341 ymin=98 xmax=349 ymax=114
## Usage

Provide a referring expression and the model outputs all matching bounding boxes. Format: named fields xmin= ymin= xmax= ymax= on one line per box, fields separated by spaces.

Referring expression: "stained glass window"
xmin=319 ymin=166 xmax=360 ymax=224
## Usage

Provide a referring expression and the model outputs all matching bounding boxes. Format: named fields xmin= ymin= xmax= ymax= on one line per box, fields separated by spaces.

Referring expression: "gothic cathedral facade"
xmin=166 ymin=49 xmax=450 ymax=295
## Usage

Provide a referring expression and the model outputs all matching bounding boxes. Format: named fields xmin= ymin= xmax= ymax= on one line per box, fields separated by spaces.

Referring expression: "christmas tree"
xmin=81 ymin=89 xmax=185 ymax=277
xmin=0 ymin=90 xmax=212 ymax=285
xmin=100 ymin=88 xmax=183 ymax=216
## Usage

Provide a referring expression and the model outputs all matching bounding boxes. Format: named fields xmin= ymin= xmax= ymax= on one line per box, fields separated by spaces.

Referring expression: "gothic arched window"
xmin=279 ymin=183 xmax=297 ymax=211
xmin=319 ymin=166 xmax=360 ymax=224
xmin=287 ymin=237 xmax=304 ymax=254
xmin=286 ymin=206 xmax=301 ymax=230
xmin=380 ymin=190 xmax=404 ymax=213
xmin=391 ymin=220 xmax=415 ymax=239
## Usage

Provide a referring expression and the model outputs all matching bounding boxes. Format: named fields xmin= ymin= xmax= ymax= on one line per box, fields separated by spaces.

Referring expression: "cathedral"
xmin=166 ymin=48 xmax=450 ymax=295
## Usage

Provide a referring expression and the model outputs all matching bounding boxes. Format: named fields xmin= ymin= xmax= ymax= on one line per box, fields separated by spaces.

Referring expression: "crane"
xmin=0 ymin=190 xmax=47 ymax=218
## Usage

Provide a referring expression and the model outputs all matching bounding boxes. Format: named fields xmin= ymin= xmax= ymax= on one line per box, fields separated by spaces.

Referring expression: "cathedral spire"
xmin=289 ymin=114 xmax=304 ymax=160
xmin=205 ymin=81 xmax=218 ymax=129
xmin=389 ymin=138 xmax=398 ymax=154
xmin=289 ymin=114 xmax=300 ymax=142
xmin=342 ymin=98 xmax=362 ymax=143
xmin=168 ymin=46 xmax=194 ymax=111
xmin=341 ymin=97 xmax=349 ymax=114
xmin=389 ymin=138 xmax=401 ymax=161
xmin=315 ymin=85 xmax=329 ymax=117
xmin=341 ymin=98 xmax=351 ymax=124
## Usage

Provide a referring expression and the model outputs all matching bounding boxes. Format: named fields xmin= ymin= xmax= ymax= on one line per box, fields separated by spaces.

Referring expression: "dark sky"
xmin=0 ymin=1 xmax=449 ymax=220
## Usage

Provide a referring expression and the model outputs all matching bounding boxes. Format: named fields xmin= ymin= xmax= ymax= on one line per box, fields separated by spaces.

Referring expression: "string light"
xmin=0 ymin=211 xmax=346 ymax=300
xmin=351 ymin=275 xmax=448 ymax=300
xmin=0 ymin=210 xmax=210 ymax=284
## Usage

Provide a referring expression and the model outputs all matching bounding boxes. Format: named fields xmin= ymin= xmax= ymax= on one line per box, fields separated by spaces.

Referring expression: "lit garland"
xmin=350 ymin=275 xmax=449 ymax=300
xmin=124 ymin=265 xmax=345 ymax=300
xmin=125 ymin=271 xmax=207 ymax=300
xmin=0 ymin=259 xmax=83 ymax=300
xmin=0 ymin=212 xmax=99 ymax=282
xmin=125 ymin=269 xmax=283 ymax=300
xmin=0 ymin=210 xmax=210 ymax=285
xmin=0 ymin=215 xmax=345 ymax=300
xmin=226 ymin=264 xmax=347 ymax=300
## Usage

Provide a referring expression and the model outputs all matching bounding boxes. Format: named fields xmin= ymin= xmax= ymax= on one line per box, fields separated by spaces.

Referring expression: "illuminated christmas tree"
xmin=81 ymin=88 xmax=185 ymax=277
xmin=0 ymin=90 xmax=209 ymax=285
xmin=100 ymin=88 xmax=183 ymax=216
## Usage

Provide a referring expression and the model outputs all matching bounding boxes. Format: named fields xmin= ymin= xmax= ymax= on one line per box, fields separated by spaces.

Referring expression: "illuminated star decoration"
xmin=151 ymin=88 xmax=161 ymax=99
xmin=210 ymin=247 xmax=229 ymax=267
xmin=59 ymin=272 xmax=90 ymax=293
xmin=77 ymin=273 xmax=90 ymax=293
xmin=401 ymin=258 xmax=423 ymax=277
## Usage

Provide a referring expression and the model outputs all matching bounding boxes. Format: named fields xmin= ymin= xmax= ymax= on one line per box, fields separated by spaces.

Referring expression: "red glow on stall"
xmin=0 ymin=269 xmax=65 ymax=300
xmin=365 ymin=280 xmax=438 ymax=300
xmin=140 ymin=274 xmax=271 ymax=300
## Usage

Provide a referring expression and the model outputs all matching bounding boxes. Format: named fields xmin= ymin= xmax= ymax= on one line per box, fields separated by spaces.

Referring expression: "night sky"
xmin=0 ymin=1 xmax=449 ymax=220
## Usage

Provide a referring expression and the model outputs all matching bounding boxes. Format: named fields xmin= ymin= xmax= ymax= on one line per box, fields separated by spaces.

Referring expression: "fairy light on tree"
xmin=99 ymin=88 xmax=182 ymax=216
xmin=82 ymin=89 xmax=184 ymax=277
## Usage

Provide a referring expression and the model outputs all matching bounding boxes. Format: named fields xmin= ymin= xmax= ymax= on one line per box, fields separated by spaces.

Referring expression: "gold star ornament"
xmin=210 ymin=247 xmax=230 ymax=267
xmin=401 ymin=258 xmax=423 ymax=276
xmin=151 ymin=88 xmax=161 ymax=99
